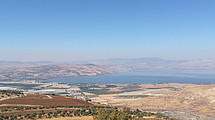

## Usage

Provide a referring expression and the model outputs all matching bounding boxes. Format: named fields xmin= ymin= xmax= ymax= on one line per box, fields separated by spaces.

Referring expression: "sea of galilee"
xmin=45 ymin=70 xmax=215 ymax=84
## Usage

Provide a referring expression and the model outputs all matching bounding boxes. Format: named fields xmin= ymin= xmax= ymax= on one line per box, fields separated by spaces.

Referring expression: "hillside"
xmin=0 ymin=93 xmax=176 ymax=120
xmin=0 ymin=64 xmax=112 ymax=82
xmin=90 ymin=84 xmax=215 ymax=120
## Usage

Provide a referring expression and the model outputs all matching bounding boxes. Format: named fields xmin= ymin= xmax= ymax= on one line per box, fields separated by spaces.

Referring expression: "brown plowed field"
xmin=0 ymin=94 xmax=92 ymax=106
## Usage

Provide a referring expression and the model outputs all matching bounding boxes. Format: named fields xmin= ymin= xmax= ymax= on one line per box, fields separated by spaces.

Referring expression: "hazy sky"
xmin=0 ymin=0 xmax=215 ymax=62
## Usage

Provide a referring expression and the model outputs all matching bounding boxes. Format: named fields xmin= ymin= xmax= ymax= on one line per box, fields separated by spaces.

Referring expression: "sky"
xmin=0 ymin=0 xmax=215 ymax=62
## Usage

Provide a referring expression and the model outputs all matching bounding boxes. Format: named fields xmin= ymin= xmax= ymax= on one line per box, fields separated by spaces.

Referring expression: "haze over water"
xmin=46 ymin=70 xmax=215 ymax=84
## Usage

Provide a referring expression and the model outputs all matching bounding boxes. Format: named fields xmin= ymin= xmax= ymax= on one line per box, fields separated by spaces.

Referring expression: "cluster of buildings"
xmin=0 ymin=82 xmax=88 ymax=100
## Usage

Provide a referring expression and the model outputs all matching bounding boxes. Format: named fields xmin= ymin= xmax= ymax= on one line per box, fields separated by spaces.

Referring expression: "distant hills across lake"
xmin=1 ymin=57 xmax=215 ymax=71
xmin=45 ymin=70 xmax=215 ymax=84
xmin=0 ymin=57 xmax=215 ymax=83
xmin=70 ymin=57 xmax=215 ymax=72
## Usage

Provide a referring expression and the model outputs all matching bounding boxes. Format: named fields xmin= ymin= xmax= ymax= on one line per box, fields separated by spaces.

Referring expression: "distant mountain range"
xmin=1 ymin=57 xmax=215 ymax=71
xmin=0 ymin=64 xmax=112 ymax=82
xmin=0 ymin=61 xmax=57 ymax=70
xmin=1 ymin=57 xmax=215 ymax=82
xmin=70 ymin=57 xmax=215 ymax=71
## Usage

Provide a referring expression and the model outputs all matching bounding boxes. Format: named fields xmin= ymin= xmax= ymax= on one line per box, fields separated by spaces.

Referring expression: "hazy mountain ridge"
xmin=0 ymin=61 xmax=57 ymax=70
xmin=85 ymin=57 xmax=215 ymax=71
xmin=2 ymin=57 xmax=215 ymax=71
xmin=1 ymin=57 xmax=215 ymax=82
xmin=0 ymin=64 xmax=112 ymax=82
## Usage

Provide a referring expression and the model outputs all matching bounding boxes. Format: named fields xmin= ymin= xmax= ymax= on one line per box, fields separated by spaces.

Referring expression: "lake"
xmin=45 ymin=70 xmax=215 ymax=84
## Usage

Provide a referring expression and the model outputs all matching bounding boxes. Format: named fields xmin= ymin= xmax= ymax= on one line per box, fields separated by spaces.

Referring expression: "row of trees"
xmin=94 ymin=108 xmax=178 ymax=120
xmin=0 ymin=90 xmax=23 ymax=99
xmin=0 ymin=105 xmax=110 ymax=112
xmin=0 ymin=105 xmax=111 ymax=120
xmin=0 ymin=90 xmax=23 ymax=95
xmin=0 ymin=108 xmax=97 ymax=120
xmin=0 ymin=105 xmax=177 ymax=120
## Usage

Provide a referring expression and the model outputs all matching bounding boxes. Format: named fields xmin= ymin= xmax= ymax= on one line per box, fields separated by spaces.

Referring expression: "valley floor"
xmin=90 ymin=83 xmax=215 ymax=120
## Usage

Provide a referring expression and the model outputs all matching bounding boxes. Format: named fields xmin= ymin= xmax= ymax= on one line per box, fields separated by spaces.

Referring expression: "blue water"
xmin=45 ymin=70 xmax=215 ymax=84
